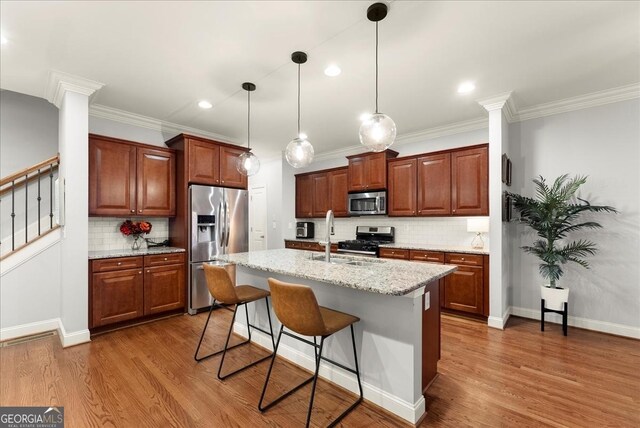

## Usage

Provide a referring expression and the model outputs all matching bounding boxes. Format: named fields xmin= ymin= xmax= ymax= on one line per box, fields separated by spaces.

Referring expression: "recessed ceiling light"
xmin=0 ymin=35 xmax=8 ymax=45
xmin=198 ymin=100 xmax=212 ymax=109
xmin=359 ymin=112 xmax=372 ymax=122
xmin=457 ymin=81 xmax=475 ymax=94
xmin=324 ymin=64 xmax=341 ymax=77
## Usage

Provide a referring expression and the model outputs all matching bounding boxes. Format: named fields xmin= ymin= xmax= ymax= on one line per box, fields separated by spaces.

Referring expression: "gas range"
xmin=337 ymin=226 xmax=394 ymax=257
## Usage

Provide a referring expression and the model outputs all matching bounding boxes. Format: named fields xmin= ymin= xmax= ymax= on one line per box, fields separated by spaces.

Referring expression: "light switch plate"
xmin=424 ymin=291 xmax=430 ymax=311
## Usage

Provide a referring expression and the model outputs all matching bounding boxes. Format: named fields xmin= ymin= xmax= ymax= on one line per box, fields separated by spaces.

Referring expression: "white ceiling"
xmin=1 ymin=1 xmax=639 ymax=159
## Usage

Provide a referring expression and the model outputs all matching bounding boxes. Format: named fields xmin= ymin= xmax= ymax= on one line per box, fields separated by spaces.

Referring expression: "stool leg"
xmin=350 ymin=324 xmax=363 ymax=401
xmin=217 ymin=304 xmax=240 ymax=379
xmin=264 ymin=297 xmax=275 ymax=350
xmin=306 ymin=337 xmax=325 ymax=428
xmin=194 ymin=300 xmax=217 ymax=362
xmin=541 ymin=299 xmax=545 ymax=332
xmin=245 ymin=303 xmax=252 ymax=341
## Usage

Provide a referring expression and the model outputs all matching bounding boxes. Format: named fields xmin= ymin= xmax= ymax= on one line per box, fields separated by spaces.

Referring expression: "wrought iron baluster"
xmin=49 ymin=164 xmax=54 ymax=229
xmin=25 ymin=173 xmax=28 ymax=244
xmin=37 ymin=168 xmax=41 ymax=235
xmin=11 ymin=180 xmax=15 ymax=251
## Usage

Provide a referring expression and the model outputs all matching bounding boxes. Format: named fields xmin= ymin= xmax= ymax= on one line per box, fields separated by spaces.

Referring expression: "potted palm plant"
xmin=509 ymin=174 xmax=616 ymax=334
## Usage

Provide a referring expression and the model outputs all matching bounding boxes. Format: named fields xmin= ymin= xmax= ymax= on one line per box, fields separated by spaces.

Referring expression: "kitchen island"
xmin=214 ymin=248 xmax=456 ymax=424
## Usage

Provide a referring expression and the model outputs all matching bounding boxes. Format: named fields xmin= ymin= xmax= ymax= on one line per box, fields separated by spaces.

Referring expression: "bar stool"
xmin=194 ymin=264 xmax=275 ymax=380
xmin=259 ymin=278 xmax=363 ymax=428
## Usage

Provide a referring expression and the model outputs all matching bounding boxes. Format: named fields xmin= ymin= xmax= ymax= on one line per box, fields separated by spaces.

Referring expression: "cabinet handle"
xmin=117 ymin=262 xmax=122 ymax=266
xmin=164 ymin=257 xmax=168 ymax=261
xmin=461 ymin=257 xmax=465 ymax=261
xmin=147 ymin=270 xmax=150 ymax=273
xmin=138 ymin=271 xmax=142 ymax=274
xmin=221 ymin=180 xmax=225 ymax=183
xmin=130 ymin=209 xmax=135 ymax=213
xmin=138 ymin=210 xmax=142 ymax=213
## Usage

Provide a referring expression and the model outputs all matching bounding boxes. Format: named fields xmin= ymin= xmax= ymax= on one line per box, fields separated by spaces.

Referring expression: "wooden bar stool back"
xmin=259 ymin=278 xmax=363 ymax=427
xmin=194 ymin=264 xmax=275 ymax=380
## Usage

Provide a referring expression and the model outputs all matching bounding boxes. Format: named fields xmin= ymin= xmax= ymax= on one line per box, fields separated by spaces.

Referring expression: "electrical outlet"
xmin=272 ymin=221 xmax=277 ymax=229
xmin=424 ymin=291 xmax=430 ymax=311
xmin=288 ymin=222 xmax=293 ymax=229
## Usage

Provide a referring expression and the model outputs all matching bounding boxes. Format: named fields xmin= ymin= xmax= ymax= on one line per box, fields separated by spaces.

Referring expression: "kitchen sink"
xmin=309 ymin=254 xmax=384 ymax=267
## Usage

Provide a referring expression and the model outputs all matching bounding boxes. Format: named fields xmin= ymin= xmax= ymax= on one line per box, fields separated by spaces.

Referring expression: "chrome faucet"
xmin=324 ymin=210 xmax=334 ymax=262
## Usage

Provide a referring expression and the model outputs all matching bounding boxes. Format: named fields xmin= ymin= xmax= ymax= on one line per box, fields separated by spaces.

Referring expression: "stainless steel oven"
xmin=347 ymin=191 xmax=386 ymax=216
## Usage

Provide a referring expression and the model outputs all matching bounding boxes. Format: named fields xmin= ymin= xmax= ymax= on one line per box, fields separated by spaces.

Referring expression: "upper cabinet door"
xmin=417 ymin=153 xmax=451 ymax=216
xmin=311 ymin=173 xmax=330 ymax=217
xmin=89 ymin=139 xmax=137 ymax=216
xmin=365 ymin=152 xmax=388 ymax=191
xmin=295 ymin=174 xmax=313 ymax=218
xmin=137 ymin=147 xmax=176 ymax=216
xmin=388 ymin=158 xmax=417 ymax=216
xmin=188 ymin=139 xmax=220 ymax=185
xmin=347 ymin=156 xmax=366 ymax=192
xmin=329 ymin=168 xmax=349 ymax=217
xmin=451 ymin=146 xmax=488 ymax=215
xmin=219 ymin=146 xmax=248 ymax=189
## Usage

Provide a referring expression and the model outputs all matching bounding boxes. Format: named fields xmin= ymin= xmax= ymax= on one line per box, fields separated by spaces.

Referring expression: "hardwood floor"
xmin=1 ymin=312 xmax=638 ymax=427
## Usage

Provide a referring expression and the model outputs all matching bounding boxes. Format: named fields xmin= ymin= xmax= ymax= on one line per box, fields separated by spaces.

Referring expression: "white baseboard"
xmin=487 ymin=307 xmax=512 ymax=330
xmin=57 ymin=320 xmax=91 ymax=348
xmin=510 ymin=306 xmax=640 ymax=339
xmin=234 ymin=322 xmax=425 ymax=424
xmin=0 ymin=317 xmax=91 ymax=347
xmin=0 ymin=318 xmax=60 ymax=341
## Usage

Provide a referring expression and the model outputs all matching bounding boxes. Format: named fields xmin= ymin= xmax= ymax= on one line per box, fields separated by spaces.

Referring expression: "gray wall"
xmin=0 ymin=90 xmax=58 ymax=176
xmin=508 ymin=98 xmax=640 ymax=330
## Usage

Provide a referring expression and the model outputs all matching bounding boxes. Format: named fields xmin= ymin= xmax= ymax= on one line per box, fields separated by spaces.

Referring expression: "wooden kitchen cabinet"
xmin=296 ymin=174 xmax=314 ymax=218
xmin=166 ymin=134 xmax=249 ymax=189
xmin=417 ymin=153 xmax=451 ymax=216
xmin=346 ymin=150 xmax=398 ymax=192
xmin=311 ymin=173 xmax=330 ymax=217
xmin=90 ymin=252 xmax=185 ymax=330
xmin=388 ymin=158 xmax=417 ymax=216
xmin=89 ymin=134 xmax=176 ymax=217
xmin=284 ymin=240 xmax=338 ymax=253
xmin=443 ymin=253 xmax=484 ymax=315
xmin=451 ymin=146 xmax=488 ymax=215
xmin=295 ymin=167 xmax=348 ymax=218
xmin=328 ymin=168 xmax=349 ymax=217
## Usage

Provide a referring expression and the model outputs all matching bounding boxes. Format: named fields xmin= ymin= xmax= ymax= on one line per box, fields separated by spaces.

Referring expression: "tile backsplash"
xmin=297 ymin=216 xmax=490 ymax=249
xmin=89 ymin=217 xmax=170 ymax=251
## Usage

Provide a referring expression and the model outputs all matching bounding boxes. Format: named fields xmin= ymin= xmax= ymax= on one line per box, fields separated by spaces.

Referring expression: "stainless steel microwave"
xmin=347 ymin=191 xmax=386 ymax=216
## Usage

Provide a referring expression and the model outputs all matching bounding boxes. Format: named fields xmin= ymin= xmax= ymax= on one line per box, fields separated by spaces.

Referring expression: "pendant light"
xmin=237 ymin=82 xmax=260 ymax=176
xmin=285 ymin=51 xmax=314 ymax=168
xmin=359 ymin=2 xmax=396 ymax=152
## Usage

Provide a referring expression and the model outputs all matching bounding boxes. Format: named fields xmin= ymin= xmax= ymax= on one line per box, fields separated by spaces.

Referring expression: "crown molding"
xmin=89 ymin=104 xmax=240 ymax=145
xmin=477 ymin=91 xmax=516 ymax=122
xmin=45 ymin=70 xmax=105 ymax=108
xmin=514 ymin=82 xmax=640 ymax=122
xmin=312 ymin=116 xmax=488 ymax=163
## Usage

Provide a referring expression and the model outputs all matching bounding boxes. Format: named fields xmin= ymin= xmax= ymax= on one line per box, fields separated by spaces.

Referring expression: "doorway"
xmin=249 ymin=186 xmax=267 ymax=251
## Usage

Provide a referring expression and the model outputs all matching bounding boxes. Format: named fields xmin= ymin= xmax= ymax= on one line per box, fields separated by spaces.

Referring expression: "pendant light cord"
xmin=375 ymin=21 xmax=379 ymax=114
xmin=297 ymin=63 xmax=301 ymax=136
xmin=247 ymin=89 xmax=251 ymax=149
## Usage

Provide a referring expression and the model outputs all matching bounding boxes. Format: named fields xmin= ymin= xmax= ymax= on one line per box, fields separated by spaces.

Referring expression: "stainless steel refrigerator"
xmin=188 ymin=184 xmax=248 ymax=314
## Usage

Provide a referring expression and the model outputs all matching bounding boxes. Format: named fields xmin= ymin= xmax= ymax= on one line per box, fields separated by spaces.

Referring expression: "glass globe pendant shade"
xmin=285 ymin=137 xmax=314 ymax=168
xmin=236 ymin=151 xmax=260 ymax=176
xmin=359 ymin=112 xmax=397 ymax=152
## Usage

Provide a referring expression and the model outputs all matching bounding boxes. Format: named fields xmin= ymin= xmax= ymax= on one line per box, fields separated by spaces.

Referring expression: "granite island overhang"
xmin=213 ymin=248 xmax=457 ymax=424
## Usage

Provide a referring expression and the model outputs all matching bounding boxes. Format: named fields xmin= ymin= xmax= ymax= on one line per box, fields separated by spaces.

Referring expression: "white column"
xmin=46 ymin=71 xmax=104 ymax=346
xmin=478 ymin=92 xmax=515 ymax=329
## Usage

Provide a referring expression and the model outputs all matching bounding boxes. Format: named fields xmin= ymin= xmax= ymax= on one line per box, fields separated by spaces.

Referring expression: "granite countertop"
xmin=379 ymin=243 xmax=489 ymax=255
xmin=214 ymin=249 xmax=456 ymax=296
xmin=88 ymin=247 xmax=186 ymax=260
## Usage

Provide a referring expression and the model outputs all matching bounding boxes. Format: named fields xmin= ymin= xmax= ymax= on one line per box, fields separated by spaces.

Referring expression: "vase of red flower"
xmin=120 ymin=220 xmax=152 ymax=250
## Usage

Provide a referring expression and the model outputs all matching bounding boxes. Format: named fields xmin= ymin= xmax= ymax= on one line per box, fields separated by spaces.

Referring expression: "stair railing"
xmin=0 ymin=155 xmax=60 ymax=259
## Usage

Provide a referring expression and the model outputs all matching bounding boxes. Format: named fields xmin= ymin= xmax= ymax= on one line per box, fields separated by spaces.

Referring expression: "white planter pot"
xmin=541 ymin=285 xmax=569 ymax=311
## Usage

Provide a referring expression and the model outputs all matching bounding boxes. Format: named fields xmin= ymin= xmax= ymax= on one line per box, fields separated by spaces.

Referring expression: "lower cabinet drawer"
xmin=92 ymin=256 xmax=143 ymax=273
xmin=410 ymin=250 xmax=445 ymax=263
xmin=144 ymin=252 xmax=185 ymax=267
xmin=445 ymin=253 xmax=483 ymax=266
xmin=379 ymin=248 xmax=410 ymax=260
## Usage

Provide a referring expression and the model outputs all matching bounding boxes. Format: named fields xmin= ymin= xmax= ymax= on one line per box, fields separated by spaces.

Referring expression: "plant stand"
xmin=541 ymin=299 xmax=568 ymax=336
